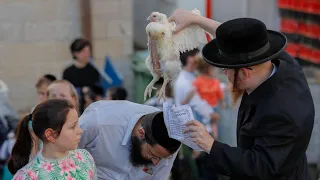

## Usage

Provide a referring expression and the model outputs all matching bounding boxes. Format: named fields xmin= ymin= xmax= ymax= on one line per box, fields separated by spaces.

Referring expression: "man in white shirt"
xmin=78 ymin=100 xmax=181 ymax=180
xmin=174 ymin=49 xmax=220 ymax=124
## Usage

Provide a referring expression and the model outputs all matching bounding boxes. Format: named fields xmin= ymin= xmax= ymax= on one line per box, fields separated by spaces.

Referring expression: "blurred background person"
xmin=193 ymin=58 xmax=225 ymax=139
xmin=106 ymin=86 xmax=128 ymax=100
xmin=34 ymin=74 xmax=56 ymax=108
xmin=173 ymin=49 xmax=220 ymax=180
xmin=83 ymin=84 xmax=105 ymax=109
xmin=0 ymin=80 xmax=19 ymax=179
xmin=62 ymin=38 xmax=100 ymax=113
xmin=47 ymin=80 xmax=79 ymax=113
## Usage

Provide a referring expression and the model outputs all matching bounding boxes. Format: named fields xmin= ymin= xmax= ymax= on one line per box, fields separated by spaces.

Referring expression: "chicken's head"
xmin=147 ymin=12 xmax=167 ymax=23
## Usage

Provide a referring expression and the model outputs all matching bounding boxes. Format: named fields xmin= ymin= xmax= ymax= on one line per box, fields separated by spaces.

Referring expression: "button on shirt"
xmin=78 ymin=100 xmax=178 ymax=180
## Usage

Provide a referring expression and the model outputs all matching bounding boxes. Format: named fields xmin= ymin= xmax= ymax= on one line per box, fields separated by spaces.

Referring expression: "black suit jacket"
xmin=206 ymin=52 xmax=315 ymax=180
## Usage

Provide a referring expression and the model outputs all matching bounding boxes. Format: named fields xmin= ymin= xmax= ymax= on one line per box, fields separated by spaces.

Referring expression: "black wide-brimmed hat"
xmin=202 ymin=18 xmax=287 ymax=68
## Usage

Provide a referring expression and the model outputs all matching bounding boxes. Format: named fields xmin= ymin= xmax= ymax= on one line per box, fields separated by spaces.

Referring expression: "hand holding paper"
xmin=184 ymin=120 xmax=214 ymax=154
xmin=163 ymin=102 xmax=204 ymax=151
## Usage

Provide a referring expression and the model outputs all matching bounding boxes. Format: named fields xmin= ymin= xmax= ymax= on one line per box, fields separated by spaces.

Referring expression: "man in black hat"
xmin=169 ymin=9 xmax=315 ymax=180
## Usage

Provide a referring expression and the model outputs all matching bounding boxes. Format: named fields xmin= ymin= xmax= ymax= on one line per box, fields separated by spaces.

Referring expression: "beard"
xmin=129 ymin=136 xmax=152 ymax=167
xmin=230 ymin=85 xmax=244 ymax=106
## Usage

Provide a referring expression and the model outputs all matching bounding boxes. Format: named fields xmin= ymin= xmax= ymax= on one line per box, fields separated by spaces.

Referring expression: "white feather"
xmin=172 ymin=9 xmax=208 ymax=53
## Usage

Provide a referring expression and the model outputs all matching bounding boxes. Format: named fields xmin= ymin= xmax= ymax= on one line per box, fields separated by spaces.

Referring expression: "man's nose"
xmin=151 ymin=158 xmax=160 ymax=166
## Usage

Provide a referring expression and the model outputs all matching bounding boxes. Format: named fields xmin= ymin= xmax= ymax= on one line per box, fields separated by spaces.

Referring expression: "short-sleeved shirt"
xmin=13 ymin=149 xmax=96 ymax=180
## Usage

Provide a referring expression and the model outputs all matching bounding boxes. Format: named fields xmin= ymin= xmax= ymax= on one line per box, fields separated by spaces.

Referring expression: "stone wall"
xmin=0 ymin=0 xmax=133 ymax=112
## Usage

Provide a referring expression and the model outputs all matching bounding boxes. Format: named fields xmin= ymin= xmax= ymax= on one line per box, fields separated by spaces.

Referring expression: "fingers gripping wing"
xmin=173 ymin=24 xmax=207 ymax=53
xmin=172 ymin=9 xmax=208 ymax=53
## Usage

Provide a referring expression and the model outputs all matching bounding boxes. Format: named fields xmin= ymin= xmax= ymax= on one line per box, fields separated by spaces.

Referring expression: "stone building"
xmin=0 ymin=0 xmax=133 ymax=112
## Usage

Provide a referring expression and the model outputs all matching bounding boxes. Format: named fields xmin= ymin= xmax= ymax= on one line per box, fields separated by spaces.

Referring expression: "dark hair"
xmin=8 ymin=99 xmax=74 ymax=174
xmin=43 ymin=74 xmax=57 ymax=82
xmin=85 ymin=85 xmax=105 ymax=101
xmin=90 ymin=85 xmax=104 ymax=97
xmin=70 ymin=38 xmax=91 ymax=59
xmin=108 ymin=86 xmax=127 ymax=100
xmin=142 ymin=112 xmax=181 ymax=154
xmin=35 ymin=74 xmax=56 ymax=88
xmin=180 ymin=48 xmax=200 ymax=67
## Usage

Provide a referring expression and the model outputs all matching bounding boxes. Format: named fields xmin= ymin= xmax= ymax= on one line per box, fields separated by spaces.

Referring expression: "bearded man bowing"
xmin=78 ymin=101 xmax=181 ymax=179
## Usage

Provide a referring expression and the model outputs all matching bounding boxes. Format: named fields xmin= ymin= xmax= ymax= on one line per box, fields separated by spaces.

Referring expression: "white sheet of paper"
xmin=163 ymin=102 xmax=203 ymax=151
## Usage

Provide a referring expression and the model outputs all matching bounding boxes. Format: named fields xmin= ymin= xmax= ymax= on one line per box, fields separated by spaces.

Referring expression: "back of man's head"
xmin=142 ymin=112 xmax=181 ymax=154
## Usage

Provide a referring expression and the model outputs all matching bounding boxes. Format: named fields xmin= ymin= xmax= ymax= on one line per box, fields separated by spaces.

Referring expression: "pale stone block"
xmin=0 ymin=42 xmax=71 ymax=65
xmin=107 ymin=20 xmax=124 ymax=38
xmin=106 ymin=20 xmax=132 ymax=38
xmin=93 ymin=38 xmax=124 ymax=59
xmin=119 ymin=0 xmax=133 ymax=21
xmin=92 ymin=18 xmax=108 ymax=39
xmin=0 ymin=1 xmax=79 ymax=21
xmin=91 ymin=0 xmax=120 ymax=17
xmin=123 ymin=36 xmax=133 ymax=56
xmin=0 ymin=22 xmax=22 ymax=42
xmin=0 ymin=2 xmax=32 ymax=21
xmin=23 ymin=21 xmax=80 ymax=42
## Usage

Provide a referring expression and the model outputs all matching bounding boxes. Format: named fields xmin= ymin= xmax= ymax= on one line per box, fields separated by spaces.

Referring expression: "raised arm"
xmin=168 ymin=9 xmax=222 ymax=36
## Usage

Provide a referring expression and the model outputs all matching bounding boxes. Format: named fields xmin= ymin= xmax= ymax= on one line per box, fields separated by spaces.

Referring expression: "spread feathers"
xmin=144 ymin=9 xmax=207 ymax=101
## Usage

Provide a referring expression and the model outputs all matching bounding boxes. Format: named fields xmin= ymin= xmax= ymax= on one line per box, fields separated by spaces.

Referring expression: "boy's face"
xmin=75 ymin=46 xmax=91 ymax=64
xmin=37 ymin=84 xmax=48 ymax=103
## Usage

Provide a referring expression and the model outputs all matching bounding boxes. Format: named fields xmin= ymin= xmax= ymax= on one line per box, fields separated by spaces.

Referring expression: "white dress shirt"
xmin=78 ymin=100 xmax=178 ymax=180
xmin=173 ymin=70 xmax=214 ymax=120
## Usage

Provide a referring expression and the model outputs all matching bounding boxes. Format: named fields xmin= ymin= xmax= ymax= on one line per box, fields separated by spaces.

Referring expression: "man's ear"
xmin=137 ymin=128 xmax=145 ymax=139
xmin=240 ymin=68 xmax=250 ymax=80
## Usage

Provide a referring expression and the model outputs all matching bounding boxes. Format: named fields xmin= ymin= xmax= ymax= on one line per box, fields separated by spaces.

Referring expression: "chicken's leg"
xmin=144 ymin=75 xmax=160 ymax=101
xmin=156 ymin=75 xmax=170 ymax=101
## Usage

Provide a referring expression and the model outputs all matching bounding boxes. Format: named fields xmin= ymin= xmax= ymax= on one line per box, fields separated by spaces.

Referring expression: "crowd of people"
xmin=0 ymin=8 xmax=318 ymax=180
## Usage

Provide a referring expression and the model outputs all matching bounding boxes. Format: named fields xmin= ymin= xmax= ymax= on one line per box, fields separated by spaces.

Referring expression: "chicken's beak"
xmin=147 ymin=15 xmax=151 ymax=21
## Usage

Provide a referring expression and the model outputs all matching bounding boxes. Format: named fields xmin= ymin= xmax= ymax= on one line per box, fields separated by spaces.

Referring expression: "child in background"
xmin=193 ymin=59 xmax=225 ymax=139
xmin=9 ymin=99 xmax=96 ymax=179
xmin=106 ymin=86 xmax=128 ymax=100
xmin=35 ymin=74 xmax=56 ymax=104
xmin=83 ymin=85 xmax=105 ymax=109
xmin=47 ymin=80 xmax=79 ymax=113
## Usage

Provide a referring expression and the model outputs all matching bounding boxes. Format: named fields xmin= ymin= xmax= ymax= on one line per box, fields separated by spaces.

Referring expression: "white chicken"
xmin=147 ymin=12 xmax=169 ymax=24
xmin=144 ymin=9 xmax=208 ymax=101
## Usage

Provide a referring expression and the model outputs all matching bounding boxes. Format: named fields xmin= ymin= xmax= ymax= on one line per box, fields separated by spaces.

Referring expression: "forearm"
xmin=192 ymin=16 xmax=222 ymax=36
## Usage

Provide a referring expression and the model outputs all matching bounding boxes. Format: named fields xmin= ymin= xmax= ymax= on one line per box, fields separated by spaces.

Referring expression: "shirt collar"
xmin=269 ymin=63 xmax=277 ymax=78
xmin=121 ymin=113 xmax=147 ymax=146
